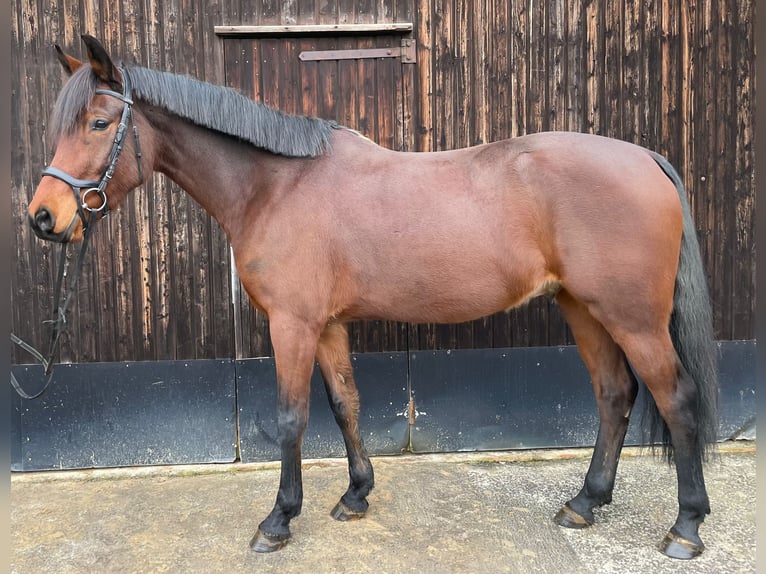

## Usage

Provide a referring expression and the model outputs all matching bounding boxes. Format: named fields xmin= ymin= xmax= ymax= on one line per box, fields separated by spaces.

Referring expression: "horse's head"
xmin=28 ymin=35 xmax=149 ymax=242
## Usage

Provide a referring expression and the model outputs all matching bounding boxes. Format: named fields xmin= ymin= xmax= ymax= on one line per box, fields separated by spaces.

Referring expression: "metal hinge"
xmin=405 ymin=390 xmax=417 ymax=452
xmin=299 ymin=39 xmax=416 ymax=64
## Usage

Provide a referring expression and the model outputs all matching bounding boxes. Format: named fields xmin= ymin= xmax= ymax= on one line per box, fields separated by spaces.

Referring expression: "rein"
xmin=11 ymin=67 xmax=142 ymax=400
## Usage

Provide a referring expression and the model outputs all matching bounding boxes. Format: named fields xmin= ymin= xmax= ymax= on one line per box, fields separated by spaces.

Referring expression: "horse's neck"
xmin=149 ymin=112 xmax=288 ymax=240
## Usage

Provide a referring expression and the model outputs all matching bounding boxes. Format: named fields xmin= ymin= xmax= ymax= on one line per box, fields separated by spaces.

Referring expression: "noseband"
xmin=41 ymin=66 xmax=144 ymax=234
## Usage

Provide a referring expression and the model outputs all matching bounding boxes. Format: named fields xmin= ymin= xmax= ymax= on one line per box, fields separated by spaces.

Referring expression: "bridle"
xmin=11 ymin=65 xmax=144 ymax=399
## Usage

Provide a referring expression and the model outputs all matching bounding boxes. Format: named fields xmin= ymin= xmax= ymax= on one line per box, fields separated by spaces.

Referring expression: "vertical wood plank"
xmin=731 ymin=0 xmax=754 ymax=339
xmin=413 ymin=0 xmax=433 ymax=153
xmin=716 ymin=0 xmax=734 ymax=340
xmin=319 ymin=0 xmax=338 ymax=24
xmin=584 ymin=0 xmax=603 ymax=135
xmin=603 ymin=0 xmax=622 ymax=137
xmin=297 ymin=0 xmax=318 ymax=24
xmin=509 ymin=0 xmax=527 ymax=137
xmin=659 ymin=0 xmax=681 ymax=161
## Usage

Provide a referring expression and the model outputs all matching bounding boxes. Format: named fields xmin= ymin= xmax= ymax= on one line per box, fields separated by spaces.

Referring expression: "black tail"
xmin=643 ymin=151 xmax=719 ymax=463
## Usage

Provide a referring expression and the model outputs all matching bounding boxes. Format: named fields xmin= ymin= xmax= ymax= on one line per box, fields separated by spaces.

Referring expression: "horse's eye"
xmin=91 ymin=118 xmax=110 ymax=131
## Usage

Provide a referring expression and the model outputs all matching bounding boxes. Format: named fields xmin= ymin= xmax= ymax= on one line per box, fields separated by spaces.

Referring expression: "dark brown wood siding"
xmin=11 ymin=0 xmax=755 ymax=363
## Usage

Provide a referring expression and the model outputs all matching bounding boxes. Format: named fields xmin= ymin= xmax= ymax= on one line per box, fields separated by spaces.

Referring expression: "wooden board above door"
xmin=215 ymin=23 xmax=413 ymax=37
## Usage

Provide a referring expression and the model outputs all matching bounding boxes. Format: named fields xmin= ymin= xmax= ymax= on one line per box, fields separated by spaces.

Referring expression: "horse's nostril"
xmin=33 ymin=207 xmax=55 ymax=233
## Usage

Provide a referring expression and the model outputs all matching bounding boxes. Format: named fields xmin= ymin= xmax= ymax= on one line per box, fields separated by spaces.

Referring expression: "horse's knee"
xmin=277 ymin=404 xmax=308 ymax=445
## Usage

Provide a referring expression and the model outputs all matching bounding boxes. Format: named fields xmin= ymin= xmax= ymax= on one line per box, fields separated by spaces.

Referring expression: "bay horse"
xmin=26 ymin=35 xmax=718 ymax=560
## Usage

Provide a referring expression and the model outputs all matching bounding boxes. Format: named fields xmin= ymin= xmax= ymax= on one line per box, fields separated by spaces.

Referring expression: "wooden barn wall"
xmin=11 ymin=0 xmax=755 ymax=364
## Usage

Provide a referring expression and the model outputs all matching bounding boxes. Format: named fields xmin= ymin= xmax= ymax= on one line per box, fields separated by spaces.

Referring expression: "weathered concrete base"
xmin=11 ymin=443 xmax=755 ymax=573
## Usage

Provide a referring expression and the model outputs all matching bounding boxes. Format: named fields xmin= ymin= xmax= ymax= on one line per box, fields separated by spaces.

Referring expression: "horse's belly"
xmin=348 ymin=262 xmax=557 ymax=324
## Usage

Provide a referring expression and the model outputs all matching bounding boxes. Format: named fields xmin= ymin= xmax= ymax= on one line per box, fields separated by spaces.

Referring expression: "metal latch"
xmin=299 ymin=39 xmax=416 ymax=64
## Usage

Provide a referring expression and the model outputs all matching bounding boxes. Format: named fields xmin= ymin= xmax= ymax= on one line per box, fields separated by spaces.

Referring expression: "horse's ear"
xmin=54 ymin=45 xmax=83 ymax=76
xmin=81 ymin=34 xmax=122 ymax=89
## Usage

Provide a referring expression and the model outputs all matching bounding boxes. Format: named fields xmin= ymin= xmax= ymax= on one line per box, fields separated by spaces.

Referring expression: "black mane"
xmin=49 ymin=64 xmax=337 ymax=158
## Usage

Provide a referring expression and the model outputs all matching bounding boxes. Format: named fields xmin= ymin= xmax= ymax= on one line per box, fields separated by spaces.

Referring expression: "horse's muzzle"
xmin=28 ymin=208 xmax=72 ymax=243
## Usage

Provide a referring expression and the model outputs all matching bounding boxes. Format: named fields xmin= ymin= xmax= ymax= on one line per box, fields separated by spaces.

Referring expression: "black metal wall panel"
xmin=408 ymin=341 xmax=756 ymax=453
xmin=10 ymin=341 xmax=754 ymax=471
xmin=11 ymin=360 xmax=237 ymax=471
xmin=714 ymin=340 xmax=757 ymax=440
xmin=409 ymin=346 xmax=598 ymax=452
xmin=236 ymin=353 xmax=410 ymax=462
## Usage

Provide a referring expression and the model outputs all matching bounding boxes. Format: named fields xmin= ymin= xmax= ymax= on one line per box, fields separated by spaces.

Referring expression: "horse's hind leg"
xmin=554 ymin=289 xmax=639 ymax=528
xmin=316 ymin=321 xmax=374 ymax=521
xmin=614 ymin=329 xmax=710 ymax=559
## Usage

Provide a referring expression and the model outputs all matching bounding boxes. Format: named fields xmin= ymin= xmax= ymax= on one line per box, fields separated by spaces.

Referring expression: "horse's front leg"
xmin=316 ymin=321 xmax=374 ymax=520
xmin=250 ymin=315 xmax=320 ymax=553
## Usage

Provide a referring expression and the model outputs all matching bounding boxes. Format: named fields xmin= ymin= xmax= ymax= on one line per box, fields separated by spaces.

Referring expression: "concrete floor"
xmin=11 ymin=443 xmax=755 ymax=574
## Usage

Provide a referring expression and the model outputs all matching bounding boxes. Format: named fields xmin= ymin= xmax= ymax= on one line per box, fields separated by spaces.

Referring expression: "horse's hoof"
xmin=250 ymin=528 xmax=290 ymax=553
xmin=658 ymin=531 xmax=705 ymax=560
xmin=553 ymin=504 xmax=593 ymax=529
xmin=331 ymin=500 xmax=366 ymax=521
